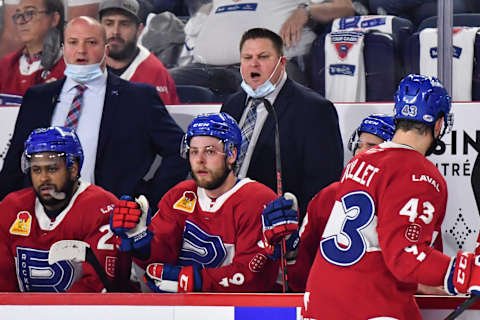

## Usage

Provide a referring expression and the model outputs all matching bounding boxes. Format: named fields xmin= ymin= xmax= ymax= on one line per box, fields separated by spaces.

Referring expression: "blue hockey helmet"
xmin=348 ymin=113 xmax=395 ymax=152
xmin=393 ymin=74 xmax=453 ymax=133
xmin=22 ymin=126 xmax=84 ymax=174
xmin=181 ymin=112 xmax=243 ymax=160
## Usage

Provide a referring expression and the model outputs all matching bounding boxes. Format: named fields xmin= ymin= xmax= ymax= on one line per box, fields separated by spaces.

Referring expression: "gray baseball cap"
xmin=99 ymin=0 xmax=140 ymax=22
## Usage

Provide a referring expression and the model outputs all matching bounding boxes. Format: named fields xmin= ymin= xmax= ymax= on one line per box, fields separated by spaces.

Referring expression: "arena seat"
xmin=417 ymin=13 xmax=480 ymax=32
xmin=404 ymin=15 xmax=480 ymax=101
xmin=310 ymin=15 xmax=414 ymax=102
xmin=176 ymin=85 xmax=217 ymax=103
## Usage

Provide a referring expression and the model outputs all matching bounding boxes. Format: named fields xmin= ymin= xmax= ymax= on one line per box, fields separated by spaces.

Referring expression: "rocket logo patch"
xmin=173 ymin=191 xmax=197 ymax=213
xmin=10 ymin=211 xmax=32 ymax=236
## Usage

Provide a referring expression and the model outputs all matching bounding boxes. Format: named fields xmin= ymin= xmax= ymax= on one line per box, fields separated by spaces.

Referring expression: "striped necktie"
xmin=236 ymin=98 xmax=262 ymax=173
xmin=65 ymin=85 xmax=87 ymax=130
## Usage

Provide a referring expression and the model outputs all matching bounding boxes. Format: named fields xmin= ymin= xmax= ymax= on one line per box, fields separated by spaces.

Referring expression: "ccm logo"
xmin=456 ymin=254 xmax=469 ymax=285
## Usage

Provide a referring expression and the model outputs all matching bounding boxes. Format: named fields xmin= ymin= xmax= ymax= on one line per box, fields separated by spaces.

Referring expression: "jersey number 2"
xmin=320 ymin=191 xmax=375 ymax=266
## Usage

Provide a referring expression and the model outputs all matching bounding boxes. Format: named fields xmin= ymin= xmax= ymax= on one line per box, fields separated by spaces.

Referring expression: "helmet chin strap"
xmin=425 ymin=123 xmax=447 ymax=156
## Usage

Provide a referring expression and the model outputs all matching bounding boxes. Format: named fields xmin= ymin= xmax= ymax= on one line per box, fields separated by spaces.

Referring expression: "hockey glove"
xmin=262 ymin=192 xmax=299 ymax=245
xmin=445 ymin=251 xmax=480 ymax=295
xmin=264 ymin=230 xmax=300 ymax=260
xmin=144 ymin=263 xmax=202 ymax=293
xmin=111 ymin=195 xmax=153 ymax=252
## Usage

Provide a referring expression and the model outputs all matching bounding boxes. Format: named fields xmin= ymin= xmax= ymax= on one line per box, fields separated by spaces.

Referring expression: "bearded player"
xmin=111 ymin=112 xmax=281 ymax=292
xmin=0 ymin=126 xmax=118 ymax=292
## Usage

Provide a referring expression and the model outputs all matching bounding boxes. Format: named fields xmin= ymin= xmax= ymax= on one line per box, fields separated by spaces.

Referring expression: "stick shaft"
xmin=445 ymin=295 xmax=480 ymax=320
xmin=263 ymin=99 xmax=288 ymax=292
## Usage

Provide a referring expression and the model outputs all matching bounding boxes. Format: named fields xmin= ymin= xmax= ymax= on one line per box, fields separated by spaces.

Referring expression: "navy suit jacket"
xmin=0 ymin=73 xmax=188 ymax=206
xmin=221 ymin=78 xmax=344 ymax=219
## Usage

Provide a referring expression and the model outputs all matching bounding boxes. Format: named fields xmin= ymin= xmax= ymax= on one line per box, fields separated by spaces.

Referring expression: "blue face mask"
xmin=241 ymin=58 xmax=283 ymax=98
xmin=63 ymin=47 xmax=106 ymax=83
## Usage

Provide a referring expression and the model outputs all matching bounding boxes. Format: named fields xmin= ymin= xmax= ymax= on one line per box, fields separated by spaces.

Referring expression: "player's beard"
xmin=192 ymin=160 xmax=231 ymax=190
xmin=107 ymin=36 xmax=137 ymax=61
xmin=35 ymin=178 xmax=76 ymax=208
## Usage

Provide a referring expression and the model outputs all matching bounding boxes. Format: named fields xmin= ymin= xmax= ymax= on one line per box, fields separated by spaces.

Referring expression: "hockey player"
xmin=262 ymin=113 xmax=396 ymax=292
xmin=111 ymin=112 xmax=281 ymax=292
xmin=266 ymin=74 xmax=480 ymax=318
xmin=0 ymin=126 xmax=119 ymax=292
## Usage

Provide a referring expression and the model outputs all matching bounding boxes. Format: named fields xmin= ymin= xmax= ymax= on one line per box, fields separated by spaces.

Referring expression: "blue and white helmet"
xmin=181 ymin=112 xmax=243 ymax=161
xmin=348 ymin=113 xmax=395 ymax=152
xmin=22 ymin=126 xmax=84 ymax=174
xmin=394 ymin=74 xmax=453 ymax=133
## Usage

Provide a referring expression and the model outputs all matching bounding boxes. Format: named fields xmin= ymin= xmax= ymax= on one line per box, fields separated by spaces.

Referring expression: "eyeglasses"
xmin=188 ymin=145 xmax=226 ymax=159
xmin=12 ymin=9 xmax=49 ymax=25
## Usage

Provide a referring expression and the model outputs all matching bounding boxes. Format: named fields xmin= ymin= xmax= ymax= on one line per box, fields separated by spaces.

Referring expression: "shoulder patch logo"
xmin=173 ymin=191 xmax=197 ymax=213
xmin=10 ymin=211 xmax=32 ymax=236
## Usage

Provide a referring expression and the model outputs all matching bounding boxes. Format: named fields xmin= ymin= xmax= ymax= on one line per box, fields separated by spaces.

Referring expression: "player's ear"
xmin=434 ymin=117 xmax=444 ymax=138
xmin=69 ymin=161 xmax=79 ymax=180
xmin=228 ymin=147 xmax=238 ymax=168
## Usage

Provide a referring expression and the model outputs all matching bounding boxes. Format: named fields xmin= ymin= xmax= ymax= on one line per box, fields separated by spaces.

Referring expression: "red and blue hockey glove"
xmin=144 ymin=263 xmax=202 ymax=293
xmin=110 ymin=195 xmax=153 ymax=252
xmin=264 ymin=230 xmax=300 ymax=259
xmin=445 ymin=251 xmax=480 ymax=295
xmin=262 ymin=192 xmax=299 ymax=245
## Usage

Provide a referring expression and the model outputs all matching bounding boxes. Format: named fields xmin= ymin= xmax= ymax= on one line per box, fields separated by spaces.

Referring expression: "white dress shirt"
xmin=51 ymin=71 xmax=107 ymax=183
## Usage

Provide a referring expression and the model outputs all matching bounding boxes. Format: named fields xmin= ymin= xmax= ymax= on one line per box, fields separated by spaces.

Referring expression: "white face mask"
xmin=63 ymin=46 xmax=106 ymax=83
xmin=240 ymin=57 xmax=283 ymax=98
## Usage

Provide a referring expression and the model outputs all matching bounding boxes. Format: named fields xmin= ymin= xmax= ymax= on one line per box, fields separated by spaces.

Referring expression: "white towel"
xmin=419 ymin=27 xmax=479 ymax=101
xmin=331 ymin=15 xmax=394 ymax=34
xmin=325 ymin=31 xmax=366 ymax=102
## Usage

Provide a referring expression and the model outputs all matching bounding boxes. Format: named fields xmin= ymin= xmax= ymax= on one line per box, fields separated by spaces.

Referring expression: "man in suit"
xmin=221 ymin=28 xmax=343 ymax=220
xmin=0 ymin=16 xmax=188 ymax=207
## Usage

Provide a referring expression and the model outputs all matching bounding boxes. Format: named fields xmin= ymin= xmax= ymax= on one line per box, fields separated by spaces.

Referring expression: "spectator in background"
xmin=0 ymin=0 xmax=65 ymax=97
xmin=99 ymin=0 xmax=180 ymax=104
xmin=221 ymin=27 xmax=344 ymax=222
xmin=171 ymin=0 xmax=354 ymax=95
xmin=280 ymin=0 xmax=354 ymax=48
xmin=0 ymin=0 xmax=102 ymax=59
xmin=0 ymin=0 xmax=23 ymax=58
xmin=0 ymin=16 xmax=188 ymax=208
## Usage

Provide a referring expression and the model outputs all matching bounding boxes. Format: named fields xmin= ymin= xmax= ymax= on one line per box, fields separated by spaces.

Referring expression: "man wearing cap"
xmin=99 ymin=0 xmax=179 ymax=105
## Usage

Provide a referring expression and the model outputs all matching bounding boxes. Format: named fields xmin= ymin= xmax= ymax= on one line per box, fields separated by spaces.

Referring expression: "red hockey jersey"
xmin=303 ymin=142 xmax=450 ymax=319
xmin=0 ymin=48 xmax=65 ymax=96
xmin=121 ymin=45 xmax=180 ymax=105
xmin=142 ymin=178 xmax=280 ymax=292
xmin=288 ymin=181 xmax=338 ymax=292
xmin=0 ymin=181 xmax=118 ymax=292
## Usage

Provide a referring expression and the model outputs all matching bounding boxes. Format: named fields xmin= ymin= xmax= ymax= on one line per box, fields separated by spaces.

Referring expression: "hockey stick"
xmin=262 ymin=98 xmax=289 ymax=293
xmin=49 ymin=239 xmax=115 ymax=292
xmin=445 ymin=294 xmax=480 ymax=320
